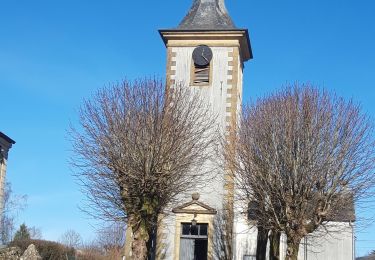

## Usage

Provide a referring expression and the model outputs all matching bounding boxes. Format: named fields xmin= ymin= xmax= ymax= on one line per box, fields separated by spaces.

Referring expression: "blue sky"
xmin=1 ymin=0 xmax=374 ymax=256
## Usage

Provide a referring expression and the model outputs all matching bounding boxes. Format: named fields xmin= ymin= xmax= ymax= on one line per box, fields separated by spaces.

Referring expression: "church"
xmin=125 ymin=0 xmax=355 ymax=259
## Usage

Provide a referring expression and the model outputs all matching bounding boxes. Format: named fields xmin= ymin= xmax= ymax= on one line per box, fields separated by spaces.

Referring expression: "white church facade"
xmin=125 ymin=0 xmax=355 ymax=259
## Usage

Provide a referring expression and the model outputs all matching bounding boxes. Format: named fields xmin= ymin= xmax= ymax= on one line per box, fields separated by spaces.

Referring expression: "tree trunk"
xmin=285 ymin=240 xmax=300 ymax=260
xmin=146 ymin=226 xmax=157 ymax=260
xmin=130 ymin=217 xmax=157 ymax=260
xmin=269 ymin=231 xmax=281 ymax=260
xmin=131 ymin=225 xmax=148 ymax=260
xmin=256 ymin=226 xmax=268 ymax=260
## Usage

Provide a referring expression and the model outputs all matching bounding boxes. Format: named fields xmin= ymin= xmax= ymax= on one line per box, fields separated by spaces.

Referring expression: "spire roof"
xmin=178 ymin=0 xmax=236 ymax=30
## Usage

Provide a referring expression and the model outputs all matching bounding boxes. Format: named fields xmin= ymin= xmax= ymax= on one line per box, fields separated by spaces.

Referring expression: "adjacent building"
xmin=0 ymin=132 xmax=16 ymax=227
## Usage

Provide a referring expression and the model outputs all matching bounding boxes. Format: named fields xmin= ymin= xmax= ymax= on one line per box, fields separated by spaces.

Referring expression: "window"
xmin=192 ymin=63 xmax=210 ymax=85
xmin=180 ymin=223 xmax=208 ymax=260
xmin=248 ymin=201 xmax=259 ymax=221
xmin=181 ymin=223 xmax=208 ymax=238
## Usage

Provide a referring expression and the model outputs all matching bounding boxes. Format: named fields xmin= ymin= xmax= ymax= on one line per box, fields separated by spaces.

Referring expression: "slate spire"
xmin=178 ymin=0 xmax=236 ymax=30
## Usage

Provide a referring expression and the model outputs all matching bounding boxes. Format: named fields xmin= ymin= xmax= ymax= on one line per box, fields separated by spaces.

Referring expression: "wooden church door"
xmin=179 ymin=223 xmax=208 ymax=260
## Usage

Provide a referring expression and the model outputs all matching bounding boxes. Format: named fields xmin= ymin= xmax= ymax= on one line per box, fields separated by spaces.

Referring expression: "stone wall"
xmin=0 ymin=246 xmax=22 ymax=260
xmin=0 ymin=244 xmax=42 ymax=260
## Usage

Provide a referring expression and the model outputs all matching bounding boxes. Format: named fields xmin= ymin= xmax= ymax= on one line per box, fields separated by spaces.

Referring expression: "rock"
xmin=20 ymin=244 xmax=41 ymax=260
xmin=0 ymin=246 xmax=22 ymax=260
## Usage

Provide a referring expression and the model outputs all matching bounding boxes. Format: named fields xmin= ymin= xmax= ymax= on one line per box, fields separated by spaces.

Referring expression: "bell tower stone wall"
xmin=158 ymin=29 xmax=251 ymax=259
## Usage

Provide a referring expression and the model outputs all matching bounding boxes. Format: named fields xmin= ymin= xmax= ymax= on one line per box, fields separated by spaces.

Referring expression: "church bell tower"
xmin=158 ymin=0 xmax=252 ymax=259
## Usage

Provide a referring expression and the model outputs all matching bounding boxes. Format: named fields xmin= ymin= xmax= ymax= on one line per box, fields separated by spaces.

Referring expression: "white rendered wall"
xmin=163 ymin=45 xmax=354 ymax=260
xmin=295 ymin=222 xmax=354 ymax=260
xmin=160 ymin=45 xmax=243 ymax=260
xmin=170 ymin=45 xmax=241 ymax=208
xmin=233 ymin=218 xmax=354 ymax=260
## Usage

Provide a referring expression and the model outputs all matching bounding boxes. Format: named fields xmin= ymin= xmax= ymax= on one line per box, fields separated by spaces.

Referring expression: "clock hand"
xmin=202 ymin=54 xmax=209 ymax=63
xmin=201 ymin=49 xmax=209 ymax=63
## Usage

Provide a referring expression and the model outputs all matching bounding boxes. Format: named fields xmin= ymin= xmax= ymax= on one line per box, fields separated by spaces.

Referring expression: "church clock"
xmin=192 ymin=45 xmax=213 ymax=66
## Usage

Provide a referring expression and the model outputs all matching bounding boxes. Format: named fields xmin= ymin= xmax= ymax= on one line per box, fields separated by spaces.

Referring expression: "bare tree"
xmin=0 ymin=182 xmax=27 ymax=244
xmin=212 ymin=210 xmax=233 ymax=260
xmin=76 ymin=241 xmax=105 ymax=260
xmin=70 ymin=79 xmax=217 ymax=259
xmin=76 ymin=223 xmax=125 ymax=260
xmin=227 ymin=85 xmax=375 ymax=260
xmin=96 ymin=222 xmax=125 ymax=259
xmin=28 ymin=226 xmax=42 ymax=240
xmin=59 ymin=229 xmax=82 ymax=249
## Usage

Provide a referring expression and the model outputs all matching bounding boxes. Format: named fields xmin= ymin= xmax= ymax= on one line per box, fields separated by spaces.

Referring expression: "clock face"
xmin=192 ymin=45 xmax=213 ymax=66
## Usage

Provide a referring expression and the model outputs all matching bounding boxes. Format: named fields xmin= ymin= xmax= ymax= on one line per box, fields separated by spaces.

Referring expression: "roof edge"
xmin=0 ymin=132 xmax=16 ymax=145
xmin=159 ymin=28 xmax=253 ymax=60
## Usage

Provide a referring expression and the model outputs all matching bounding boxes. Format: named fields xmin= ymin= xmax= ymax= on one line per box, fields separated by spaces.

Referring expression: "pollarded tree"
xmin=228 ymin=85 xmax=375 ymax=260
xmin=70 ymin=79 xmax=217 ymax=259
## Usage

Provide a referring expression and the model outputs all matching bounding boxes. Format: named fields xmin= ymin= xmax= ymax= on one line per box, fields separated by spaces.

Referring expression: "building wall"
xmin=156 ymin=36 xmax=354 ymax=260
xmin=169 ymin=44 xmax=234 ymax=211
xmin=233 ymin=211 xmax=258 ymax=259
xmin=0 ymin=156 xmax=7 ymax=214
xmin=0 ymin=135 xmax=15 ymax=230
xmin=233 ymin=215 xmax=355 ymax=260
xmin=294 ymin=222 xmax=355 ymax=260
xmin=158 ymin=43 xmax=244 ymax=260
